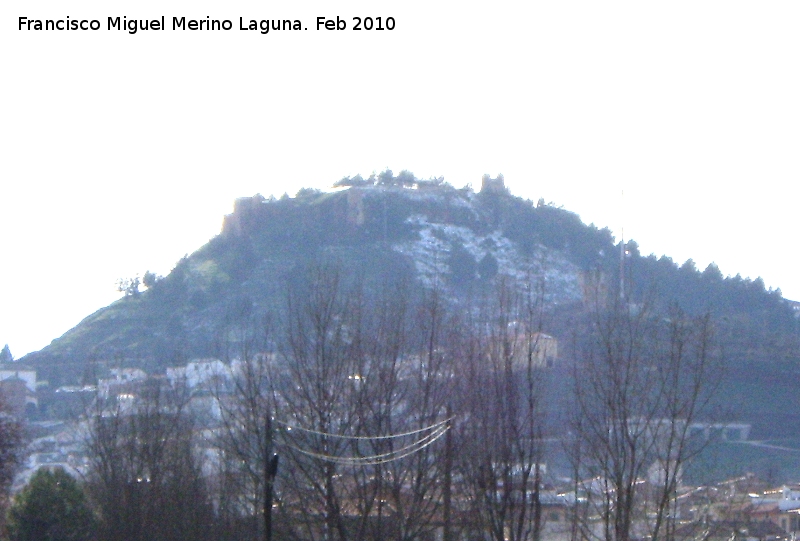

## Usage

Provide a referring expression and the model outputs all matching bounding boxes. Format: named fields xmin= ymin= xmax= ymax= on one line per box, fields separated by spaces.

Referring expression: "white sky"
xmin=2 ymin=1 xmax=799 ymax=358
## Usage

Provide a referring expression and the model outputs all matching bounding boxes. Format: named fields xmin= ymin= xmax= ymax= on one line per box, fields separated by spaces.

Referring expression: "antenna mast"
xmin=619 ymin=190 xmax=625 ymax=300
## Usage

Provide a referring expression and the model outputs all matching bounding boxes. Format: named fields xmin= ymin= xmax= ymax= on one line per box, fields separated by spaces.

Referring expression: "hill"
xmin=20 ymin=173 xmax=800 ymax=442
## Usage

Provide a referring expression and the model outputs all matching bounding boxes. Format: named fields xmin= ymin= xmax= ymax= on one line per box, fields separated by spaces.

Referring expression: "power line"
xmin=274 ymin=417 xmax=452 ymax=441
xmin=279 ymin=423 xmax=449 ymax=466
xmin=275 ymin=417 xmax=452 ymax=465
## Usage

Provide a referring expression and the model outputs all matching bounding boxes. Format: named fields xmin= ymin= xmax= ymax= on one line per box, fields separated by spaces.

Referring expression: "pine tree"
xmin=0 ymin=345 xmax=12 ymax=364
xmin=7 ymin=467 xmax=96 ymax=541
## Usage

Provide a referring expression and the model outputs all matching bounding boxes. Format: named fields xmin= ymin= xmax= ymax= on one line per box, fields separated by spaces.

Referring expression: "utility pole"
xmin=264 ymin=416 xmax=279 ymax=541
xmin=443 ymin=406 xmax=453 ymax=541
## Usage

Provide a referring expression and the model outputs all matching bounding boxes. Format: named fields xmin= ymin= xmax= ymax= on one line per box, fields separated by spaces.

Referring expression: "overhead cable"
xmin=274 ymin=416 xmax=452 ymax=441
xmin=280 ymin=423 xmax=449 ymax=466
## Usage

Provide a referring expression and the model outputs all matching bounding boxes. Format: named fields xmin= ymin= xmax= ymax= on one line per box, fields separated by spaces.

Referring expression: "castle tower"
xmin=480 ymin=174 xmax=507 ymax=194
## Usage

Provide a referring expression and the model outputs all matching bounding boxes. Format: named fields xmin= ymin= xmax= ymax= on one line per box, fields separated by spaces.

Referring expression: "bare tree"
xmin=212 ymin=310 xmax=278 ymax=541
xmin=570 ymin=292 xmax=718 ymax=541
xmin=456 ymin=278 xmax=548 ymax=541
xmin=85 ymin=379 xmax=215 ymax=541
xmin=354 ymin=285 xmax=456 ymax=541
xmin=277 ymin=269 xmax=455 ymax=541
xmin=277 ymin=265 xmax=364 ymax=541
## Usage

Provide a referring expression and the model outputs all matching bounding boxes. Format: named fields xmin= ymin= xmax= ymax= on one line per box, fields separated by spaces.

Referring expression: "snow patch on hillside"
xmin=393 ymin=215 xmax=583 ymax=303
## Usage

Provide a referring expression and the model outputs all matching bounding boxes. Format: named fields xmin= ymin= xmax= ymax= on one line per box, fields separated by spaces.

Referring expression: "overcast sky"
xmin=2 ymin=1 xmax=799 ymax=358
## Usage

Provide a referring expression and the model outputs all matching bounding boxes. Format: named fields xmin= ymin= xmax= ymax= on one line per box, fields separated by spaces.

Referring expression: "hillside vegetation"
xmin=21 ymin=173 xmax=800 ymax=438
